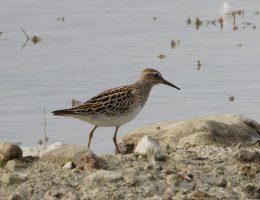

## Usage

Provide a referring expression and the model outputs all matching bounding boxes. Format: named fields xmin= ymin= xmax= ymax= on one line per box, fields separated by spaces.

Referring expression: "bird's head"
xmin=139 ymin=68 xmax=180 ymax=90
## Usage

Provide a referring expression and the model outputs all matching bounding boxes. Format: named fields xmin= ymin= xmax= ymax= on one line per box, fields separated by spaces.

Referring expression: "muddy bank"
xmin=0 ymin=114 xmax=260 ymax=200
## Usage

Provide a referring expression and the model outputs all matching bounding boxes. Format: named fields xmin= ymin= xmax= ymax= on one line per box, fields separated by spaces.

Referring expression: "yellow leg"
xmin=113 ymin=127 xmax=121 ymax=154
xmin=87 ymin=126 xmax=98 ymax=148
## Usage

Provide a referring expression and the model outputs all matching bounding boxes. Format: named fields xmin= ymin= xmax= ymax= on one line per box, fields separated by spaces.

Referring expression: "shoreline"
xmin=1 ymin=114 xmax=260 ymax=199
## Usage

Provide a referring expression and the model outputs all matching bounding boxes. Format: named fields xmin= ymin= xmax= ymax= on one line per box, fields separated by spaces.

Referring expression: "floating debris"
xmin=72 ymin=98 xmax=82 ymax=108
xmin=0 ymin=32 xmax=7 ymax=40
xmin=225 ymin=10 xmax=244 ymax=26
xmin=31 ymin=36 xmax=42 ymax=44
xmin=195 ymin=17 xmax=203 ymax=30
xmin=235 ymin=44 xmax=242 ymax=47
xmin=57 ymin=16 xmax=65 ymax=21
xmin=218 ymin=17 xmax=224 ymax=30
xmin=158 ymin=54 xmax=166 ymax=59
xmin=228 ymin=95 xmax=235 ymax=102
xmin=20 ymin=27 xmax=30 ymax=50
xmin=170 ymin=40 xmax=177 ymax=49
xmin=20 ymin=27 xmax=42 ymax=49
xmin=253 ymin=10 xmax=259 ymax=15
xmin=177 ymin=171 xmax=193 ymax=182
xmin=242 ymin=22 xmax=253 ymax=26
xmin=186 ymin=18 xmax=192 ymax=25
xmin=207 ymin=19 xmax=216 ymax=26
xmin=153 ymin=17 xmax=157 ymax=20
xmin=241 ymin=21 xmax=257 ymax=30
xmin=197 ymin=60 xmax=202 ymax=70
xmin=233 ymin=25 xmax=238 ymax=31
xmin=38 ymin=140 xmax=44 ymax=145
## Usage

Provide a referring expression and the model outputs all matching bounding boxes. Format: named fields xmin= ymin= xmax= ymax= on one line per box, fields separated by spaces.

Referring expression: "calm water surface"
xmin=0 ymin=0 xmax=259 ymax=153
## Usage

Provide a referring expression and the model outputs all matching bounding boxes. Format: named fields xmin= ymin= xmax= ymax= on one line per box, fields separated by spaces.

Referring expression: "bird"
xmin=52 ymin=68 xmax=180 ymax=153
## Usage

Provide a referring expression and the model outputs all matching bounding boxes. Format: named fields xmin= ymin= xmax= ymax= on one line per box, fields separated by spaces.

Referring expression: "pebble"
xmin=5 ymin=160 xmax=28 ymax=172
xmin=63 ymin=161 xmax=75 ymax=169
xmin=234 ymin=150 xmax=260 ymax=163
xmin=165 ymin=174 xmax=179 ymax=186
xmin=1 ymin=174 xmax=23 ymax=185
xmin=135 ymin=135 xmax=162 ymax=154
xmin=0 ymin=143 xmax=23 ymax=162
xmin=217 ymin=176 xmax=227 ymax=188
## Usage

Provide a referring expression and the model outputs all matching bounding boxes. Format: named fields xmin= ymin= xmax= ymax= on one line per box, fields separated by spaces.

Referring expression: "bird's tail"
xmin=52 ymin=109 xmax=74 ymax=116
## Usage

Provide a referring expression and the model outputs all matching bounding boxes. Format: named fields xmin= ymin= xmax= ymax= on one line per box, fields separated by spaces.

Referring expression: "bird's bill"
xmin=162 ymin=79 xmax=180 ymax=90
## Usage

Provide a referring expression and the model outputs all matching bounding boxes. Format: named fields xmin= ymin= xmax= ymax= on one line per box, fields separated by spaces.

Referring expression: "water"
xmin=0 ymin=0 xmax=259 ymax=153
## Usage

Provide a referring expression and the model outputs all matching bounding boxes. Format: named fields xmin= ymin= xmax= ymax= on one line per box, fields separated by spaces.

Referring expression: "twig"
xmin=43 ymin=108 xmax=48 ymax=146
xmin=20 ymin=27 xmax=30 ymax=50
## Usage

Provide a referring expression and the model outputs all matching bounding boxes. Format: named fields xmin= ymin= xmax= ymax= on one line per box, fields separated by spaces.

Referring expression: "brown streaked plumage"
xmin=52 ymin=68 xmax=180 ymax=153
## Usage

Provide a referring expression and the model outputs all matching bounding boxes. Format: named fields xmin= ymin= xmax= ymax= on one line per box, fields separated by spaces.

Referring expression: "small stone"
xmin=161 ymin=193 xmax=173 ymax=200
xmin=144 ymin=163 xmax=154 ymax=171
xmin=217 ymin=176 xmax=227 ymax=188
xmin=177 ymin=171 xmax=193 ymax=181
xmin=76 ymin=149 xmax=106 ymax=171
xmin=5 ymin=160 xmax=28 ymax=172
xmin=189 ymin=191 xmax=211 ymax=199
xmin=63 ymin=161 xmax=75 ymax=169
xmin=135 ymin=135 xmax=162 ymax=154
xmin=165 ymin=174 xmax=179 ymax=186
xmin=118 ymin=142 xmax=134 ymax=154
xmin=234 ymin=150 xmax=260 ymax=163
xmin=1 ymin=174 xmax=22 ymax=185
xmin=242 ymin=184 xmax=260 ymax=199
xmin=8 ymin=193 xmax=23 ymax=200
xmin=155 ymin=151 xmax=168 ymax=161
xmin=0 ymin=143 xmax=23 ymax=162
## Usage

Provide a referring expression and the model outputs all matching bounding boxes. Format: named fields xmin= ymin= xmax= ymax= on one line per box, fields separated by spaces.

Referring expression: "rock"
xmin=161 ymin=194 xmax=173 ymax=200
xmin=177 ymin=171 xmax=193 ymax=182
xmin=1 ymin=174 xmax=23 ymax=185
xmin=40 ymin=144 xmax=88 ymax=166
xmin=118 ymin=141 xmax=135 ymax=154
xmin=63 ymin=161 xmax=76 ymax=169
xmin=82 ymin=170 xmax=123 ymax=188
xmin=8 ymin=193 xmax=23 ymax=200
xmin=242 ymin=184 xmax=260 ymax=199
xmin=5 ymin=160 xmax=28 ymax=172
xmin=165 ymin=174 xmax=179 ymax=186
xmin=187 ymin=191 xmax=211 ymax=199
xmin=123 ymin=114 xmax=260 ymax=148
xmin=154 ymin=151 xmax=168 ymax=161
xmin=76 ymin=149 xmax=107 ymax=171
xmin=217 ymin=176 xmax=227 ymax=188
xmin=234 ymin=150 xmax=260 ymax=163
xmin=0 ymin=143 xmax=23 ymax=162
xmin=135 ymin=135 xmax=162 ymax=154
xmin=22 ymin=142 xmax=63 ymax=157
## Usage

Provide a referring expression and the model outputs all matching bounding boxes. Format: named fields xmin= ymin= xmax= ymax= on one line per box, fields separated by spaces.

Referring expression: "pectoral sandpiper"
xmin=52 ymin=68 xmax=180 ymax=153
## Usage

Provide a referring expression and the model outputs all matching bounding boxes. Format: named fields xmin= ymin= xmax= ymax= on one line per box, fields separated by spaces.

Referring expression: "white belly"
xmin=67 ymin=104 xmax=143 ymax=127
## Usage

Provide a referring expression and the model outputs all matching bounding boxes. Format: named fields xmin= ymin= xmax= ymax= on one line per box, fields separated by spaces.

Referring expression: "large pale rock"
xmin=0 ymin=143 xmax=23 ymax=162
xmin=123 ymin=114 xmax=260 ymax=148
xmin=40 ymin=144 xmax=106 ymax=171
xmin=40 ymin=144 xmax=88 ymax=166
xmin=76 ymin=149 xmax=107 ymax=171
xmin=135 ymin=135 xmax=162 ymax=154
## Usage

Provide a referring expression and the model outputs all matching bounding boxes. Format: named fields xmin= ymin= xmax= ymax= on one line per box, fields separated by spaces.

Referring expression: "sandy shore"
xmin=1 ymin=114 xmax=260 ymax=199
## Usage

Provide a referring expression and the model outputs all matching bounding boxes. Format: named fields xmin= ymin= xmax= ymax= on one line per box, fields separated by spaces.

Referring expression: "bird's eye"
xmin=154 ymin=73 xmax=159 ymax=78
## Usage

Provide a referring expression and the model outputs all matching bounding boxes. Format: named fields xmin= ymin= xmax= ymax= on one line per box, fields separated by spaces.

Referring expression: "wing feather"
xmin=52 ymin=85 xmax=135 ymax=116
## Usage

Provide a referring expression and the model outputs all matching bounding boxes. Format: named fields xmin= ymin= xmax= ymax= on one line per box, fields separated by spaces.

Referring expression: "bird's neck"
xmin=133 ymin=80 xmax=155 ymax=103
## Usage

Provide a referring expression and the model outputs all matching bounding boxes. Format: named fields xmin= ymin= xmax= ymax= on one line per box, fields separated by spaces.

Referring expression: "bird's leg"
xmin=87 ymin=126 xmax=98 ymax=148
xmin=113 ymin=127 xmax=121 ymax=154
